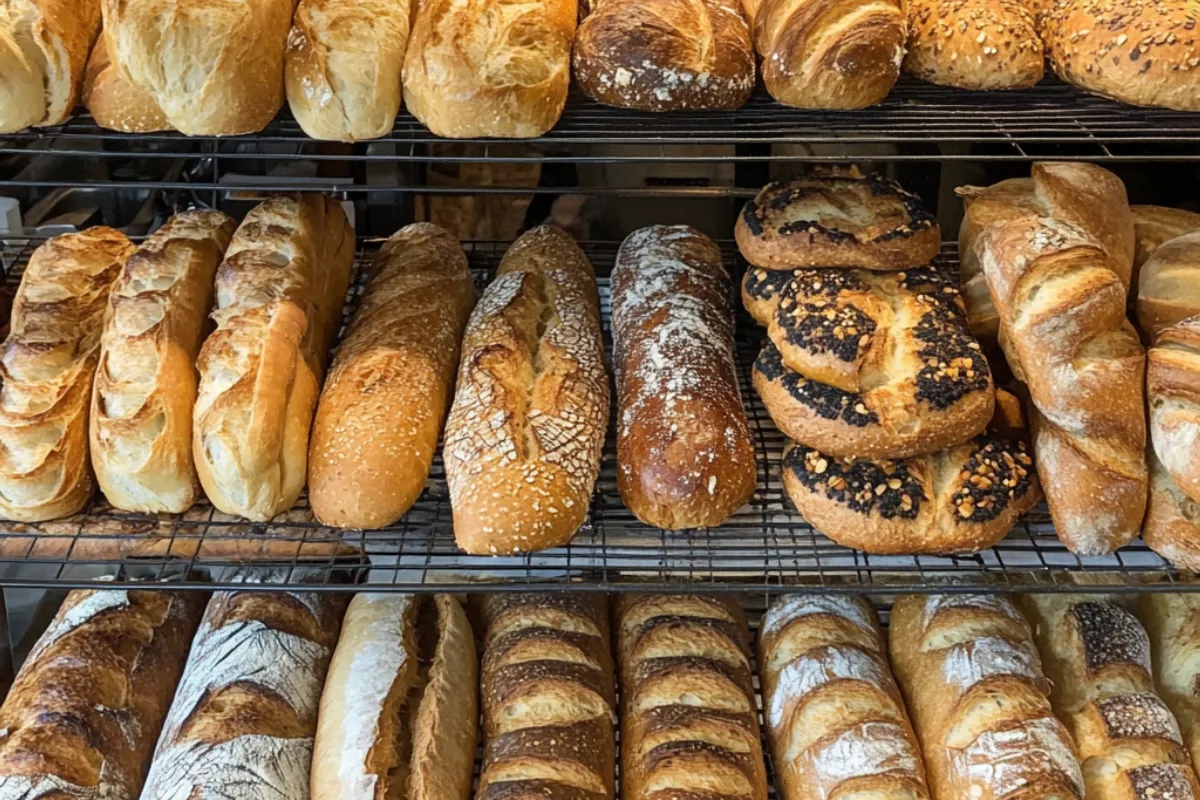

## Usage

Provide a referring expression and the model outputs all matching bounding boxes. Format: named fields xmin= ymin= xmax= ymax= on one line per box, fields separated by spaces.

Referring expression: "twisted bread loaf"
xmin=759 ymin=595 xmax=929 ymax=800
xmin=1138 ymin=232 xmax=1200 ymax=341
xmin=903 ymin=0 xmax=1043 ymax=90
xmin=1139 ymin=594 xmax=1200 ymax=777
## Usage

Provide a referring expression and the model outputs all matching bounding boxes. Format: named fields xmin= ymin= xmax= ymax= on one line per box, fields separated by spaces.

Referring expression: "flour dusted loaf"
xmin=91 ymin=210 xmax=236 ymax=514
xmin=759 ymin=595 xmax=929 ymax=800
xmin=612 ymin=226 xmax=755 ymax=530
xmin=1138 ymin=232 xmax=1200 ymax=341
xmin=308 ymin=223 xmax=475 ymax=530
xmin=311 ymin=594 xmax=477 ymax=800
xmin=0 ymin=588 xmax=204 ymax=799
xmin=1139 ymin=594 xmax=1200 ymax=776
xmin=904 ymin=0 xmax=1044 ymax=90
xmin=444 ymin=226 xmax=609 ymax=555
xmin=0 ymin=227 xmax=134 ymax=522
xmin=890 ymin=594 xmax=1085 ymax=800
xmin=193 ymin=194 xmax=353 ymax=521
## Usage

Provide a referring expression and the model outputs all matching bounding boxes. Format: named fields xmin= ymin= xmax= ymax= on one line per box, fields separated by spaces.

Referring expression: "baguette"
xmin=309 ymin=223 xmax=476 ymax=529
xmin=0 ymin=227 xmax=134 ymax=522
xmin=444 ymin=226 xmax=609 ymax=555
xmin=903 ymin=0 xmax=1044 ymax=90
xmin=1138 ymin=232 xmax=1200 ymax=341
xmin=311 ymin=594 xmax=477 ymax=800
xmin=0 ymin=588 xmax=205 ymax=798
xmin=91 ymin=210 xmax=236 ymax=514
xmin=1138 ymin=594 xmax=1200 ymax=777
xmin=760 ymin=595 xmax=929 ymax=800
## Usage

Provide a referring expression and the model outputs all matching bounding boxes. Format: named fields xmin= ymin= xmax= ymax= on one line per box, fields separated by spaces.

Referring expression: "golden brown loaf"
xmin=0 ymin=227 xmax=134 ymax=522
xmin=90 ymin=210 xmax=236 ymax=514
xmin=903 ymin=0 xmax=1044 ymax=90
xmin=1144 ymin=450 xmax=1200 ymax=572
xmin=759 ymin=595 xmax=929 ymax=800
xmin=193 ymin=195 xmax=352 ymax=521
xmin=0 ymin=0 xmax=100 ymax=133
xmin=1020 ymin=595 xmax=1200 ymax=800
xmin=616 ymin=595 xmax=766 ymax=800
xmin=612 ymin=226 xmax=755 ymax=530
xmin=308 ymin=223 xmax=476 ymax=530
xmin=444 ymin=226 xmax=609 ymax=555
xmin=1138 ymin=594 xmax=1200 ymax=777
xmin=0 ymin=588 xmax=205 ymax=799
xmin=83 ymin=31 xmax=170 ymax=133
xmin=573 ymin=0 xmax=754 ymax=111
xmin=402 ymin=0 xmax=576 ymax=138
xmin=1138 ymin=232 xmax=1200 ymax=341
xmin=744 ymin=0 xmax=905 ymax=109
xmin=890 ymin=594 xmax=1085 ymax=800
xmin=311 ymin=594 xmax=477 ymax=800
xmin=102 ymin=0 xmax=299 ymax=136
xmin=285 ymin=0 xmax=412 ymax=142
xmin=141 ymin=584 xmax=346 ymax=800
xmin=1132 ymin=205 xmax=1200 ymax=289
xmin=477 ymin=594 xmax=615 ymax=800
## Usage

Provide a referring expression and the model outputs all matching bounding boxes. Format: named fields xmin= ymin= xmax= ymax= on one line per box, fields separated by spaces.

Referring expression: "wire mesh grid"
xmin=0 ymin=236 xmax=1187 ymax=593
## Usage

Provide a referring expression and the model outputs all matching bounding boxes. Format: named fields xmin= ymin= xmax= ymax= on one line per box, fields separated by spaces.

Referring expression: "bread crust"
xmin=904 ymin=0 xmax=1044 ymax=90
xmin=1148 ymin=317 xmax=1200 ymax=508
xmin=1138 ymin=232 xmax=1200 ymax=341
xmin=83 ymin=31 xmax=170 ymax=133
xmin=1132 ymin=205 xmax=1200 ymax=287
xmin=1138 ymin=594 xmax=1200 ymax=776
xmin=1144 ymin=453 xmax=1200 ymax=572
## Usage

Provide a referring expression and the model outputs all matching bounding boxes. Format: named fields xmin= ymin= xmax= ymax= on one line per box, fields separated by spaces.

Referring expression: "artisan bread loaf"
xmin=1138 ymin=594 xmax=1200 ymax=775
xmin=308 ymin=223 xmax=475 ymax=529
xmin=760 ymin=595 xmax=929 ymax=800
xmin=0 ymin=227 xmax=134 ymax=522
xmin=285 ymin=0 xmax=412 ymax=142
xmin=0 ymin=588 xmax=205 ymax=799
xmin=890 ymin=594 xmax=1085 ymax=800
xmin=616 ymin=595 xmax=766 ymax=800
xmin=904 ymin=0 xmax=1044 ymax=90
xmin=403 ymin=0 xmax=576 ymax=138
xmin=311 ymin=594 xmax=477 ymax=800
xmin=612 ymin=226 xmax=755 ymax=530
xmin=1144 ymin=451 xmax=1200 ymax=572
xmin=1020 ymin=595 xmax=1200 ymax=800
xmin=1138 ymin=232 xmax=1200 ymax=340
xmin=444 ymin=226 xmax=609 ymax=555
xmin=141 ymin=584 xmax=346 ymax=800
xmin=194 ymin=194 xmax=353 ymax=521
xmin=91 ymin=210 xmax=236 ymax=514
xmin=477 ymin=594 xmax=615 ymax=800
xmin=1133 ymin=205 xmax=1200 ymax=282
xmin=83 ymin=31 xmax=170 ymax=133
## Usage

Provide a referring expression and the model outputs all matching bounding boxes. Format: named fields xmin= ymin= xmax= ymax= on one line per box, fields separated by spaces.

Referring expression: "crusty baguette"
xmin=82 ymin=31 xmax=170 ymax=133
xmin=1138 ymin=231 xmax=1200 ymax=341
xmin=0 ymin=588 xmax=206 ymax=798
xmin=760 ymin=595 xmax=929 ymax=800
xmin=903 ymin=0 xmax=1043 ymax=90
xmin=193 ymin=194 xmax=353 ymax=521
xmin=1020 ymin=595 xmax=1200 ymax=800
xmin=616 ymin=595 xmax=766 ymax=800
xmin=612 ymin=226 xmax=755 ymax=530
xmin=445 ymin=226 xmax=609 ymax=555
xmin=890 ymin=594 xmax=1084 ymax=800
xmin=476 ymin=594 xmax=615 ymax=800
xmin=91 ymin=210 xmax=236 ymax=514
xmin=1138 ymin=594 xmax=1200 ymax=777
xmin=312 ymin=594 xmax=477 ymax=800
xmin=309 ymin=223 xmax=476 ymax=529
xmin=0 ymin=227 xmax=134 ymax=522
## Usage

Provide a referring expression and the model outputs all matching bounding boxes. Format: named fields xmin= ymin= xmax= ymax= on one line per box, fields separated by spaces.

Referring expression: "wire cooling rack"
xmin=0 ymin=237 xmax=1187 ymax=593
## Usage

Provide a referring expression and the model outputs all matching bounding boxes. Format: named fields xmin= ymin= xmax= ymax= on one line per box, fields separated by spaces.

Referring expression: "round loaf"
xmin=904 ymin=0 xmax=1044 ymax=90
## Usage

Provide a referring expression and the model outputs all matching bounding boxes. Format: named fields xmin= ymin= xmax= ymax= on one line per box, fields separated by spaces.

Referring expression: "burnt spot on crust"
xmin=1069 ymin=602 xmax=1152 ymax=673
xmin=755 ymin=341 xmax=878 ymax=427
xmin=783 ymin=444 xmax=925 ymax=519
xmin=743 ymin=268 xmax=800 ymax=306
xmin=1096 ymin=693 xmax=1182 ymax=743
xmin=775 ymin=289 xmax=877 ymax=365
xmin=1126 ymin=764 xmax=1196 ymax=800
xmin=947 ymin=436 xmax=1035 ymax=523
xmin=741 ymin=201 xmax=764 ymax=236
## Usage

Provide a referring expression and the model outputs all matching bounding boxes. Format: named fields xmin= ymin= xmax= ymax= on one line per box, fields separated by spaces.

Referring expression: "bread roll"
xmin=616 ymin=595 xmax=766 ymax=800
xmin=285 ymin=0 xmax=412 ymax=142
xmin=760 ymin=595 xmax=929 ymax=800
xmin=444 ymin=226 xmax=609 ymax=555
xmin=311 ymin=594 xmax=477 ymax=800
xmin=0 ymin=0 xmax=101 ymax=133
xmin=612 ymin=226 xmax=755 ymax=530
xmin=1138 ymin=232 xmax=1200 ymax=341
xmin=402 ymin=0 xmax=576 ymax=138
xmin=0 ymin=588 xmax=205 ymax=798
xmin=91 ymin=210 xmax=236 ymax=514
xmin=83 ymin=25 xmax=169 ymax=133
xmin=904 ymin=0 xmax=1044 ymax=90
xmin=1132 ymin=205 xmax=1200 ymax=287
xmin=1139 ymin=594 xmax=1200 ymax=776
xmin=194 ymin=194 xmax=353 ymax=521
xmin=0 ymin=227 xmax=134 ymax=522
xmin=309 ymin=224 xmax=475 ymax=529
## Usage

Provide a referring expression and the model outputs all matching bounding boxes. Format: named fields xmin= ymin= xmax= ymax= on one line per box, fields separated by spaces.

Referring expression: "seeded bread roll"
xmin=1139 ymin=594 xmax=1200 ymax=776
xmin=903 ymin=0 xmax=1044 ymax=90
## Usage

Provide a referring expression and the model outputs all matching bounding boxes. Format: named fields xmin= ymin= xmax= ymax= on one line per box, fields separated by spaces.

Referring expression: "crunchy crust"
xmin=904 ymin=0 xmax=1044 ymax=91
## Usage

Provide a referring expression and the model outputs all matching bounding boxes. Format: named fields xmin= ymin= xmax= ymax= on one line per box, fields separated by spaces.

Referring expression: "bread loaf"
xmin=0 ymin=588 xmax=205 ymax=798
xmin=285 ymin=0 xmax=412 ymax=142
xmin=1138 ymin=594 xmax=1200 ymax=776
xmin=311 ymin=594 xmax=477 ymax=800
xmin=1144 ymin=451 xmax=1200 ymax=571
xmin=444 ymin=226 xmax=609 ymax=555
xmin=1132 ymin=205 xmax=1200 ymax=287
xmin=0 ymin=0 xmax=100 ymax=133
xmin=612 ymin=226 xmax=755 ymax=530
xmin=477 ymin=594 xmax=615 ymax=800
xmin=889 ymin=594 xmax=1085 ymax=800
xmin=1019 ymin=595 xmax=1200 ymax=800
xmin=83 ymin=31 xmax=170 ymax=133
xmin=194 ymin=194 xmax=353 ymax=521
xmin=760 ymin=595 xmax=929 ymax=800
xmin=0 ymin=227 xmax=134 ymax=522
xmin=903 ymin=0 xmax=1044 ymax=90
xmin=616 ymin=595 xmax=766 ymax=800
xmin=91 ymin=210 xmax=236 ymax=514
xmin=141 ymin=584 xmax=345 ymax=800
xmin=402 ymin=0 xmax=576 ymax=138
xmin=1138 ymin=232 xmax=1200 ymax=341
xmin=309 ymin=224 xmax=476 ymax=529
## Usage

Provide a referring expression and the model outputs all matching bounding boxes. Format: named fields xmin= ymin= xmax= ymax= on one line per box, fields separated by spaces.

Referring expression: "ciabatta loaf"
xmin=1139 ymin=594 xmax=1200 ymax=776
xmin=904 ymin=0 xmax=1043 ymax=91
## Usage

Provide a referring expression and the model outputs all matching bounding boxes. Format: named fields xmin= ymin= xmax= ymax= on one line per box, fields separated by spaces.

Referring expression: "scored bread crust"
xmin=83 ymin=31 xmax=171 ymax=133
xmin=903 ymin=0 xmax=1044 ymax=91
